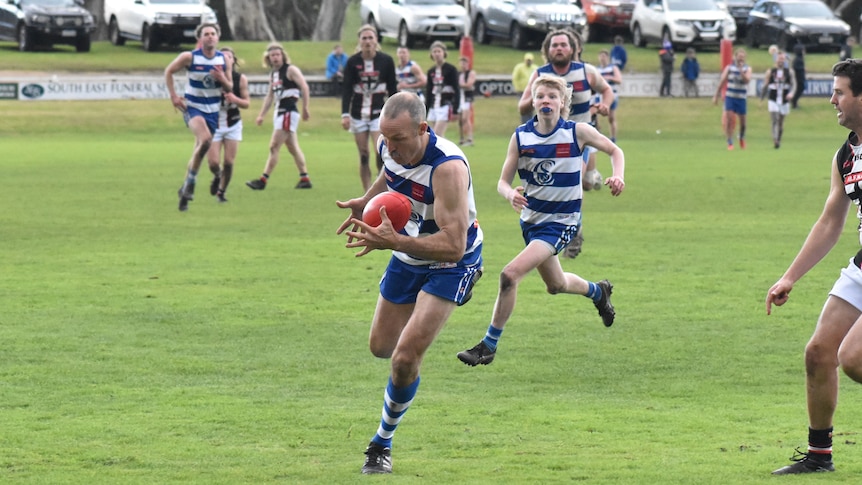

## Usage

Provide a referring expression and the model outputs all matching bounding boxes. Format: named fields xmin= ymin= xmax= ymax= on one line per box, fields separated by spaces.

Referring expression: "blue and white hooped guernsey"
xmin=184 ymin=48 xmax=226 ymax=114
xmin=378 ymin=129 xmax=482 ymax=267
xmin=726 ymin=63 xmax=749 ymax=100
xmin=536 ymin=62 xmax=592 ymax=123
xmin=515 ymin=117 xmax=584 ymax=227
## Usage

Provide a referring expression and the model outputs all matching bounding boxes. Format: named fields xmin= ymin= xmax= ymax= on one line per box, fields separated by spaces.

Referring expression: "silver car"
xmin=472 ymin=0 xmax=589 ymax=49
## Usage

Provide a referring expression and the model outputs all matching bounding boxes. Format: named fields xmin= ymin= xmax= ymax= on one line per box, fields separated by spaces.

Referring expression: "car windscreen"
xmin=781 ymin=2 xmax=834 ymax=18
xmin=667 ymin=0 xmax=722 ymax=10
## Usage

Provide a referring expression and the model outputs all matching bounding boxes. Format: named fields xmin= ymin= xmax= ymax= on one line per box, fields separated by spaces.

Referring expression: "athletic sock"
xmin=186 ymin=170 xmax=197 ymax=185
xmin=371 ymin=376 xmax=420 ymax=449
xmin=299 ymin=172 xmax=310 ymax=182
xmin=808 ymin=427 xmax=833 ymax=461
xmin=481 ymin=324 xmax=503 ymax=351
xmin=586 ymin=281 xmax=603 ymax=303
xmin=261 ymin=173 xmax=269 ymax=183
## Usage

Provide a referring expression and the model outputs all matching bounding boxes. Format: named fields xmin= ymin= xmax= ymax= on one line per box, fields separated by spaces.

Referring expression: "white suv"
xmin=104 ymin=0 xmax=218 ymax=51
xmin=630 ymin=0 xmax=736 ymax=48
xmin=360 ymin=0 xmax=469 ymax=48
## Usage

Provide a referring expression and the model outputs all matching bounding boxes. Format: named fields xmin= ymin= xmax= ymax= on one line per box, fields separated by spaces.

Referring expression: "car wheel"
xmin=511 ymin=21 xmax=527 ymax=50
xmin=75 ymin=35 xmax=91 ymax=52
xmin=109 ymin=16 xmax=125 ymax=46
xmin=632 ymin=23 xmax=645 ymax=47
xmin=475 ymin=16 xmax=490 ymax=45
xmin=142 ymin=23 xmax=157 ymax=52
xmin=367 ymin=15 xmax=382 ymax=43
xmin=398 ymin=21 xmax=414 ymax=48
xmin=18 ymin=24 xmax=34 ymax=52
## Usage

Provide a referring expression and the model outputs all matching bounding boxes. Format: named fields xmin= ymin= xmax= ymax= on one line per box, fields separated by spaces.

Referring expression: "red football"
xmin=362 ymin=191 xmax=412 ymax=232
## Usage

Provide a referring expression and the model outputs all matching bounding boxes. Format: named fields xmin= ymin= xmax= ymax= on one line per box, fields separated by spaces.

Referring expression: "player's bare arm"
xmin=766 ymin=153 xmax=851 ymax=314
xmin=165 ymin=52 xmax=193 ymax=111
xmin=498 ymin=134 xmax=527 ymax=212
xmin=393 ymin=160 xmax=469 ymax=262
xmin=290 ymin=65 xmax=311 ymax=121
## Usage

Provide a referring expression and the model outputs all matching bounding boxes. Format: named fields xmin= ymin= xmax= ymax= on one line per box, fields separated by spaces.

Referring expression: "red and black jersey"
xmin=272 ymin=63 xmax=300 ymax=115
xmin=341 ymin=51 xmax=397 ymax=121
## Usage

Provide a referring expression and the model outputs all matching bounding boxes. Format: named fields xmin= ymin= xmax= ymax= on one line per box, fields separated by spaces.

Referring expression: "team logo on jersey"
xmin=202 ymin=74 xmax=217 ymax=89
xmin=534 ymin=160 xmax=556 ymax=185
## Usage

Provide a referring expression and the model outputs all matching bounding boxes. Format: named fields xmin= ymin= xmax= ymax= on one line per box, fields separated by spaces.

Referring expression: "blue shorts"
xmin=380 ymin=251 xmax=483 ymax=305
xmin=724 ymin=97 xmax=747 ymax=115
xmin=184 ymin=107 xmax=219 ymax=135
xmin=520 ymin=221 xmax=579 ymax=255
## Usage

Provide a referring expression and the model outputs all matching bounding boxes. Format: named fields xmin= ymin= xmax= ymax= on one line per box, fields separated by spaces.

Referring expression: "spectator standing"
xmin=680 ymin=47 xmax=700 ymax=97
xmin=512 ymin=52 xmax=537 ymax=123
xmin=791 ymin=44 xmax=806 ymax=109
xmin=325 ymin=44 xmax=348 ymax=97
xmin=610 ymin=35 xmax=627 ymax=71
xmin=839 ymin=36 xmax=854 ymax=62
xmin=659 ymin=39 xmax=675 ymax=97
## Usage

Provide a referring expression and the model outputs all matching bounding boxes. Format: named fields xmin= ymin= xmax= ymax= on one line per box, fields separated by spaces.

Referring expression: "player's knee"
xmin=390 ymin=351 xmax=419 ymax=381
xmin=360 ymin=153 xmax=370 ymax=166
xmin=804 ymin=340 xmax=838 ymax=375
xmin=839 ymin=345 xmax=862 ymax=382
xmin=498 ymin=267 xmax=520 ymax=293
xmin=369 ymin=340 xmax=393 ymax=359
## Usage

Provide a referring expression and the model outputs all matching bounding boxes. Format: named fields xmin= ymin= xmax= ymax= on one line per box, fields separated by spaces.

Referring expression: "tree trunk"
xmin=85 ymin=0 xmax=106 ymax=40
xmin=225 ymin=0 xmax=275 ymax=41
xmin=312 ymin=0 xmax=352 ymax=41
xmin=832 ymin=0 xmax=862 ymax=42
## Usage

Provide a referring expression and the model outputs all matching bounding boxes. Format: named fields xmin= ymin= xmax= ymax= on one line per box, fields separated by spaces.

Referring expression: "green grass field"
xmin=4 ymin=90 xmax=862 ymax=484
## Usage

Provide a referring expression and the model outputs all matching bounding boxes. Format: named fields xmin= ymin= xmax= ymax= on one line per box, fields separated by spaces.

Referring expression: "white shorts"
xmin=829 ymin=259 xmax=862 ymax=311
xmin=461 ymin=101 xmax=472 ymax=112
xmin=274 ymin=111 xmax=300 ymax=133
xmin=767 ymin=100 xmax=790 ymax=116
xmin=349 ymin=117 xmax=380 ymax=134
xmin=427 ymin=105 xmax=452 ymax=122
xmin=213 ymin=120 xmax=243 ymax=142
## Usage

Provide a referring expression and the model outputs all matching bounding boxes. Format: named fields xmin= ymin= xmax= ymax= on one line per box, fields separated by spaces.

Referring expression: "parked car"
xmin=0 ymin=0 xmax=95 ymax=52
xmin=745 ymin=0 xmax=850 ymax=53
xmin=359 ymin=0 xmax=469 ymax=48
xmin=104 ymin=0 xmax=218 ymax=52
xmin=471 ymin=0 xmax=588 ymax=50
xmin=720 ymin=0 xmax=755 ymax=37
xmin=575 ymin=0 xmax=637 ymax=41
xmin=630 ymin=0 xmax=736 ymax=48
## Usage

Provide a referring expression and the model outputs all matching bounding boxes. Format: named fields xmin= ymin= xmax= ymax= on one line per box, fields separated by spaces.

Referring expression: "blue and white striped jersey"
xmin=184 ymin=48 xmax=226 ymax=114
xmin=515 ymin=118 xmax=584 ymax=227
xmin=378 ymin=129 xmax=482 ymax=267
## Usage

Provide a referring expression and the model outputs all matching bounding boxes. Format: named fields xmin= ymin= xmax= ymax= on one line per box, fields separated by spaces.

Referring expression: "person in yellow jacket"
xmin=511 ymin=52 xmax=537 ymax=123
